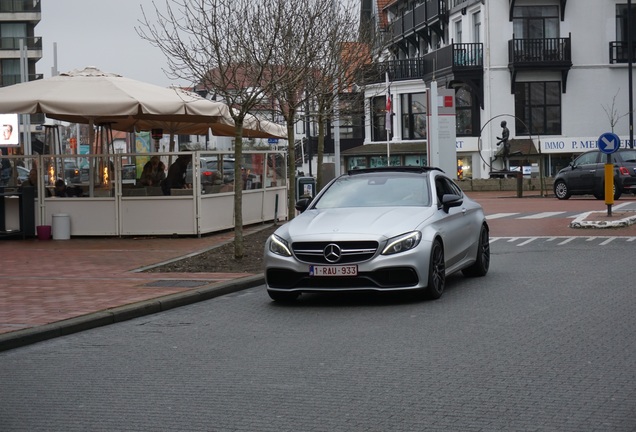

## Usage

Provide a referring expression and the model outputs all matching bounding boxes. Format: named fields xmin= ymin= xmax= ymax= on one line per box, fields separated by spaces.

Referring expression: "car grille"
xmin=266 ymin=267 xmax=418 ymax=290
xmin=292 ymin=241 xmax=379 ymax=264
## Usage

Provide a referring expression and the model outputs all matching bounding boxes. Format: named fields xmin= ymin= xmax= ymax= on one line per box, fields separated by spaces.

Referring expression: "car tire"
xmin=462 ymin=224 xmax=490 ymax=277
xmin=593 ymin=183 xmax=621 ymax=201
xmin=424 ymin=240 xmax=445 ymax=300
xmin=554 ymin=180 xmax=570 ymax=200
xmin=267 ymin=290 xmax=300 ymax=302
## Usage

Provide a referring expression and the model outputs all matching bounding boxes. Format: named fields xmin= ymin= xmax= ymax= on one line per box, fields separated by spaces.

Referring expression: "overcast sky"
xmin=36 ymin=0 xmax=181 ymax=87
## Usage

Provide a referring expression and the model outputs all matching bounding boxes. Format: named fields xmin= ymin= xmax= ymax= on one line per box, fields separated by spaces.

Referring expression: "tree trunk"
xmin=233 ymin=119 xmax=244 ymax=259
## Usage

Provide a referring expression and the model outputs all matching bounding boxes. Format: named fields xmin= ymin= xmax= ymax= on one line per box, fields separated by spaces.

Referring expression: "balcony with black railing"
xmin=609 ymin=41 xmax=636 ymax=64
xmin=363 ymin=43 xmax=483 ymax=84
xmin=508 ymin=36 xmax=572 ymax=67
xmin=508 ymin=35 xmax=572 ymax=92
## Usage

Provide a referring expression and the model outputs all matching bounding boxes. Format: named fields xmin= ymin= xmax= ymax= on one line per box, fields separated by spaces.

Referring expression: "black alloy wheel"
xmin=425 ymin=240 xmax=445 ymax=300
xmin=462 ymin=224 xmax=490 ymax=277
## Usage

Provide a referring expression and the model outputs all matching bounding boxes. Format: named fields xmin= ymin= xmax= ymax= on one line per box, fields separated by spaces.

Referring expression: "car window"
xmin=618 ymin=149 xmax=636 ymax=163
xmin=314 ymin=174 xmax=431 ymax=209
xmin=573 ymin=152 xmax=599 ymax=165
xmin=434 ymin=176 xmax=461 ymax=204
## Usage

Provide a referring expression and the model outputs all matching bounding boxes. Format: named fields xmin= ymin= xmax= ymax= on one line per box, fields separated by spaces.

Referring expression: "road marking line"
xmin=558 ymin=237 xmax=576 ymax=245
xmin=518 ymin=212 xmax=566 ymax=219
xmin=517 ymin=238 xmax=537 ymax=246
xmin=627 ymin=237 xmax=636 ymax=242
xmin=599 ymin=237 xmax=616 ymax=246
xmin=486 ymin=213 xmax=519 ymax=220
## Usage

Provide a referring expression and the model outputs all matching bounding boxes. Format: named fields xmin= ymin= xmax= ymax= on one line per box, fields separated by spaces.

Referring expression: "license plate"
xmin=309 ymin=265 xmax=358 ymax=277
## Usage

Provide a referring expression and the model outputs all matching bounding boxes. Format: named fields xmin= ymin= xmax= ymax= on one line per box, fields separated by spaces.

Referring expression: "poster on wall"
xmin=0 ymin=114 xmax=19 ymax=146
xmin=135 ymin=131 xmax=151 ymax=178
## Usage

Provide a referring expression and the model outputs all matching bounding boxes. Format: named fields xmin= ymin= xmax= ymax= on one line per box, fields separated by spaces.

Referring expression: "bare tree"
xmin=305 ymin=8 xmax=374 ymax=192
xmin=138 ymin=0 xmax=294 ymax=258
xmin=602 ymin=88 xmax=630 ymax=133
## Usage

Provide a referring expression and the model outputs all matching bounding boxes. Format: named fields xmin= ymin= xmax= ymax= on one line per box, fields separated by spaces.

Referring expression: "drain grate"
xmin=144 ymin=280 xmax=212 ymax=288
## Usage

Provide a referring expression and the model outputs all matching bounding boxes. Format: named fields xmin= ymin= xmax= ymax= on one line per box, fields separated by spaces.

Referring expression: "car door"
xmin=568 ymin=151 xmax=601 ymax=192
xmin=433 ymin=175 xmax=472 ymax=267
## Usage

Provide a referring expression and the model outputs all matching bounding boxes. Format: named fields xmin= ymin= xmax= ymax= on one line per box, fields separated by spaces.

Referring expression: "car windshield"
xmin=314 ymin=173 xmax=431 ymax=209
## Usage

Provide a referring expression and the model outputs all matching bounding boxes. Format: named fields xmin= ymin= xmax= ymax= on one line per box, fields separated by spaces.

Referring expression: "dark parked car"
xmin=553 ymin=149 xmax=636 ymax=200
xmin=264 ymin=166 xmax=490 ymax=302
xmin=186 ymin=157 xmax=236 ymax=186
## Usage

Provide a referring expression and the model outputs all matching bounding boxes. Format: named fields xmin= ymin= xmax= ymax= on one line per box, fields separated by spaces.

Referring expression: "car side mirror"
xmin=441 ymin=193 xmax=463 ymax=213
xmin=295 ymin=197 xmax=311 ymax=213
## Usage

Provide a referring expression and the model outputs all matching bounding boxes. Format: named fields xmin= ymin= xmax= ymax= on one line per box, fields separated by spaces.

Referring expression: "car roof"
xmin=347 ymin=166 xmax=444 ymax=176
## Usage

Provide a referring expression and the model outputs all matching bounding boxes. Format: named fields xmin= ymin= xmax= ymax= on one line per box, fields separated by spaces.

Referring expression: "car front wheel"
xmin=424 ymin=240 xmax=445 ymax=300
xmin=554 ymin=180 xmax=570 ymax=200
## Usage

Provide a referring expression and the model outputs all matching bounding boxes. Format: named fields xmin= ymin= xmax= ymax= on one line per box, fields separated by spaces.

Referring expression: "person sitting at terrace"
xmin=54 ymin=179 xmax=81 ymax=197
xmin=139 ymin=156 xmax=166 ymax=187
xmin=19 ymin=168 xmax=51 ymax=197
xmin=161 ymin=154 xmax=192 ymax=195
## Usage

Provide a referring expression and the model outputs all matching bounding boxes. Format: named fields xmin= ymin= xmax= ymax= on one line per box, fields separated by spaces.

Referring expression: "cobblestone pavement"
xmin=1 ymin=191 xmax=635 ymax=351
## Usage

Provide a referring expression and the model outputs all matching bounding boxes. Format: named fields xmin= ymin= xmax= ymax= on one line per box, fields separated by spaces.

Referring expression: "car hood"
xmin=277 ymin=207 xmax=436 ymax=241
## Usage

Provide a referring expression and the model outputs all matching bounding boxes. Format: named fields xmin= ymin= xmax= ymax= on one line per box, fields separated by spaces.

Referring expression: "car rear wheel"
xmin=267 ymin=290 xmax=300 ymax=302
xmin=593 ymin=183 xmax=621 ymax=201
xmin=554 ymin=180 xmax=570 ymax=200
xmin=462 ymin=224 xmax=490 ymax=277
xmin=424 ymin=240 xmax=445 ymax=300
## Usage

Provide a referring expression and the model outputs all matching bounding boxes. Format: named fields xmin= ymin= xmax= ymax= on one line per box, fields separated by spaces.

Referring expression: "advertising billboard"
xmin=0 ymin=114 xmax=19 ymax=146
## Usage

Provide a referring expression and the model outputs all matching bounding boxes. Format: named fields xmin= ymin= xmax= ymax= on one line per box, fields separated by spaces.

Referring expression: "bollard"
xmin=516 ymin=171 xmax=523 ymax=198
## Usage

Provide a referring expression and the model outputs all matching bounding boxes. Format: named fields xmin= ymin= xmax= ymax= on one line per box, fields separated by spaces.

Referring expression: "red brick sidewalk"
xmin=0 ymin=225 xmax=268 ymax=338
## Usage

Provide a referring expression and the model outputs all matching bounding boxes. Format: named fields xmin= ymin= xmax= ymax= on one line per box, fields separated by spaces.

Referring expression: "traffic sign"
xmin=597 ymin=132 xmax=620 ymax=154
xmin=268 ymin=138 xmax=279 ymax=145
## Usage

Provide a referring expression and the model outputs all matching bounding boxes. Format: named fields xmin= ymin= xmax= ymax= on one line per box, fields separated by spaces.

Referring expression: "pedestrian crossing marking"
xmin=490 ymin=236 xmax=636 ymax=247
xmin=486 ymin=213 xmax=519 ymax=220
xmin=517 ymin=238 xmax=537 ymax=246
xmin=557 ymin=238 xmax=576 ymax=245
xmin=518 ymin=212 xmax=566 ymax=219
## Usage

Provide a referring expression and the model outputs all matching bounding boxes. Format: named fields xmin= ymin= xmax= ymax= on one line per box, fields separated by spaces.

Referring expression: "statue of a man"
xmin=496 ymin=120 xmax=510 ymax=161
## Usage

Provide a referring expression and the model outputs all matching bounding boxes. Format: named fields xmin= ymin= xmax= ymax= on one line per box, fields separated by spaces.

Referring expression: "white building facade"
xmin=361 ymin=0 xmax=636 ymax=179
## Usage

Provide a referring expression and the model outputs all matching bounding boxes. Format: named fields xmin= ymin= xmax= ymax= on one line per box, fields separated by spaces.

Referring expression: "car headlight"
xmin=269 ymin=234 xmax=292 ymax=257
xmin=382 ymin=231 xmax=422 ymax=255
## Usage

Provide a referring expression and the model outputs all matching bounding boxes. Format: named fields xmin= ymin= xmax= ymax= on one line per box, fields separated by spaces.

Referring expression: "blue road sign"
xmin=268 ymin=138 xmax=279 ymax=145
xmin=597 ymin=132 xmax=620 ymax=154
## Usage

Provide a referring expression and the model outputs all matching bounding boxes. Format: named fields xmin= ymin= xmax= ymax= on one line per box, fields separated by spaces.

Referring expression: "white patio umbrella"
xmin=0 ymin=66 xmax=286 ymax=151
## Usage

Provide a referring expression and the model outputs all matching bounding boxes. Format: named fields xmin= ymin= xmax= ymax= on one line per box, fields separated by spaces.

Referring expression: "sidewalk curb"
xmin=0 ymin=274 xmax=265 ymax=353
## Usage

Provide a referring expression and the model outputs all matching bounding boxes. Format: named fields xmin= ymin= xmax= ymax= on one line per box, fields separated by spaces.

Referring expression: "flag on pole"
xmin=385 ymin=73 xmax=392 ymax=135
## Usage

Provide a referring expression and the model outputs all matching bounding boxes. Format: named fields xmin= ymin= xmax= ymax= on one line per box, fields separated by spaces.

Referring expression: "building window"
xmin=400 ymin=93 xmax=427 ymax=140
xmin=455 ymin=85 xmax=476 ymax=136
xmin=514 ymin=81 xmax=561 ymax=135
xmin=371 ymin=96 xmax=388 ymax=142
xmin=473 ymin=11 xmax=481 ymax=43
xmin=615 ymin=4 xmax=636 ymax=62
xmin=454 ymin=20 xmax=462 ymax=44
xmin=512 ymin=6 xmax=559 ymax=39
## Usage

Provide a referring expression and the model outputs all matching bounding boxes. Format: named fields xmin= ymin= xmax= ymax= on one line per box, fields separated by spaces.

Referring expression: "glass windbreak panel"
xmin=242 ymin=153 xmax=266 ymax=190
xmin=314 ymin=173 xmax=432 ymax=208
xmin=265 ymin=153 xmax=286 ymax=188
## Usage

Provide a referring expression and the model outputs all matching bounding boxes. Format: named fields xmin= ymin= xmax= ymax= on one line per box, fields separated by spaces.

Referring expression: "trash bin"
xmin=52 ymin=214 xmax=71 ymax=240
xmin=36 ymin=225 xmax=51 ymax=241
